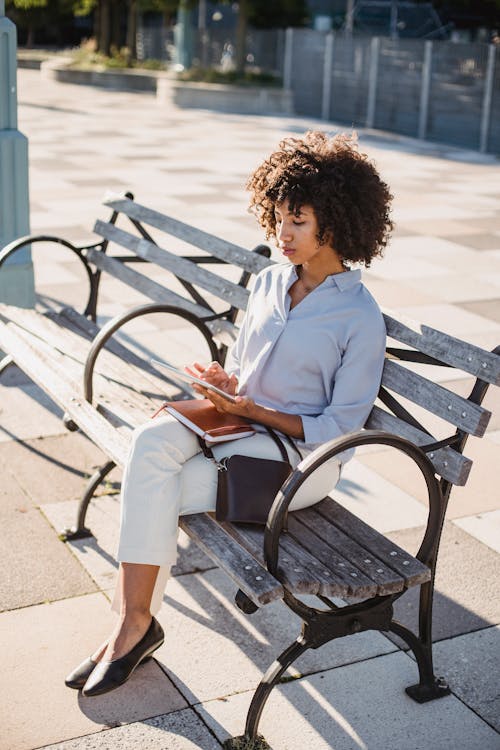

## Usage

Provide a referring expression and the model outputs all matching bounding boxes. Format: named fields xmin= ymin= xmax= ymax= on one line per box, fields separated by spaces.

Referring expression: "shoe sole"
xmin=82 ymin=639 xmax=164 ymax=697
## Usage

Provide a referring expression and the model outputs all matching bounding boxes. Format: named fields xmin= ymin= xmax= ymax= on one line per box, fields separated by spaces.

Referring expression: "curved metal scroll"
xmin=0 ymin=234 xmax=101 ymax=318
xmin=83 ymin=302 xmax=220 ymax=403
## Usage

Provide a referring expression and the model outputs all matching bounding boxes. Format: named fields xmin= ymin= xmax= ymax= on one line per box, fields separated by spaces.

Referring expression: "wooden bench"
xmin=0 ymin=194 xmax=499 ymax=749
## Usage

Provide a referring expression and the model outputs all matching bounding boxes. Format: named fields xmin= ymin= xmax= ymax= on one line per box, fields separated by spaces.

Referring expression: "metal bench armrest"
xmin=264 ymin=429 xmax=444 ymax=577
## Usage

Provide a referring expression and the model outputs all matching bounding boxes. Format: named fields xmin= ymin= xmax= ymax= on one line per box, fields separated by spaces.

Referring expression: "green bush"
xmin=178 ymin=67 xmax=281 ymax=87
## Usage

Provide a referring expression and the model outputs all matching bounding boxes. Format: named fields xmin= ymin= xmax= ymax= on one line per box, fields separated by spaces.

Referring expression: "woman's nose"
xmin=278 ymin=222 xmax=292 ymax=243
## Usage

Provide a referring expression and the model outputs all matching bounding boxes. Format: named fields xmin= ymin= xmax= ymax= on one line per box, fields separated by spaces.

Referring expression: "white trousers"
xmin=113 ymin=414 xmax=341 ymax=615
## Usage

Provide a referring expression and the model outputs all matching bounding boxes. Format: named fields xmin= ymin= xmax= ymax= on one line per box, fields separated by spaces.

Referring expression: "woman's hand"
xmin=185 ymin=361 xmax=238 ymax=396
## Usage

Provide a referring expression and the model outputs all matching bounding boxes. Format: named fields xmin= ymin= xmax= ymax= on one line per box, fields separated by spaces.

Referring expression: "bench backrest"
xmin=89 ymin=195 xmax=273 ymax=341
xmin=90 ymin=196 xmax=499 ymax=489
xmin=370 ymin=312 xmax=499 ymax=487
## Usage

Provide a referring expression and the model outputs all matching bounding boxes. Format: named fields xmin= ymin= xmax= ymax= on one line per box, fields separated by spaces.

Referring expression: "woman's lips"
xmin=281 ymin=247 xmax=295 ymax=256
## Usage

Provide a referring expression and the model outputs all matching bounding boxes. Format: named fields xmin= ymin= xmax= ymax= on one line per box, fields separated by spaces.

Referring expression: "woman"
xmin=65 ymin=131 xmax=393 ymax=696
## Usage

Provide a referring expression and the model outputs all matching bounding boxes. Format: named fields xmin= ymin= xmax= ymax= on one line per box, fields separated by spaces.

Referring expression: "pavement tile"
xmin=444 ymin=233 xmax=500 ymax=250
xmin=0 ymin=484 xmax=97 ymax=611
xmin=42 ymin=495 xmax=214 ymax=594
xmin=460 ymin=298 xmax=500 ymax=323
xmin=198 ymin=651 xmax=499 ymax=750
xmin=387 ymin=522 xmax=500 ymax=642
xmin=405 ymin=274 xmax=500 ymax=304
xmin=433 ymin=626 xmax=500 ymax=732
xmin=42 ymin=708 xmax=222 ymax=749
xmin=0 ymin=432 xmax=119 ymax=505
xmin=0 ymin=382 xmax=65 ymax=443
xmin=154 ymin=568 xmax=396 ymax=705
xmin=453 ymin=509 xmax=500 ymax=554
xmin=331 ymin=458 xmax=428 ymax=533
xmin=363 ymin=274 xmax=438 ymax=307
xmin=0 ymin=594 xmax=186 ymax=750
xmin=397 ymin=303 xmax=500 ymax=340
xmin=357 ymin=426 xmax=500 ymax=518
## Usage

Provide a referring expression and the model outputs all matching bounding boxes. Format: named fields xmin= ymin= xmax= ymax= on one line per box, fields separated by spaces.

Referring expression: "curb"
xmin=36 ymin=57 xmax=294 ymax=115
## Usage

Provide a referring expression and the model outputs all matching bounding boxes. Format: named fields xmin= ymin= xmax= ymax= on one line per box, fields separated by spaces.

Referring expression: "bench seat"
xmin=0 ymin=300 xmax=430 ymax=607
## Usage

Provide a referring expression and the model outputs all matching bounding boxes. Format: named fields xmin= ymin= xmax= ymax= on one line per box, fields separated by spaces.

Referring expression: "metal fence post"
xmin=418 ymin=40 xmax=433 ymax=140
xmin=283 ymin=27 xmax=293 ymax=90
xmin=321 ymin=32 xmax=334 ymax=120
xmin=480 ymin=44 xmax=496 ymax=154
xmin=366 ymin=36 xmax=380 ymax=128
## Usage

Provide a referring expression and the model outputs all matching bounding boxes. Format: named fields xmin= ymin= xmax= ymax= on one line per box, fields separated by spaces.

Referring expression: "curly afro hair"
xmin=246 ymin=131 xmax=393 ymax=267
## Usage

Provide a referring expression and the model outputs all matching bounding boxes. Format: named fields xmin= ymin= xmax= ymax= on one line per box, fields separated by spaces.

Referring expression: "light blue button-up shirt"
xmin=226 ymin=263 xmax=386 ymax=456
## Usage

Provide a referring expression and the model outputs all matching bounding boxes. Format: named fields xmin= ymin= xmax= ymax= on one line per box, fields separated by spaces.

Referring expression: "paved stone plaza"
xmin=0 ymin=68 xmax=499 ymax=749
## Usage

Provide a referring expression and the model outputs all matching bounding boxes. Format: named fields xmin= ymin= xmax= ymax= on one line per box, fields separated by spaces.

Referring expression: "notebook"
xmin=154 ymin=398 xmax=256 ymax=444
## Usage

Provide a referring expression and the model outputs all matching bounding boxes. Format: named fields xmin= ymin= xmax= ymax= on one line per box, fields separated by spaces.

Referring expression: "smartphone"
xmin=150 ymin=358 xmax=238 ymax=403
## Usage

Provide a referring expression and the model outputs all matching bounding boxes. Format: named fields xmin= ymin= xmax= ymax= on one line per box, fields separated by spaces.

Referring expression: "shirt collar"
xmin=287 ymin=264 xmax=362 ymax=292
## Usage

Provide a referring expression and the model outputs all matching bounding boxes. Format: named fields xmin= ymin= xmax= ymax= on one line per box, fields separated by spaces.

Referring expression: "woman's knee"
xmin=129 ymin=415 xmax=198 ymax=463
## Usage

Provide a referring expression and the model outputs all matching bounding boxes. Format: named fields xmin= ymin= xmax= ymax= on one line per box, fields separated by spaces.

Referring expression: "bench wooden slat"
xmin=85 ymin=248 xmax=237 ymax=341
xmin=382 ymin=358 xmax=491 ymax=437
xmin=57 ymin=308 xmax=195 ymax=405
xmin=295 ymin=506 xmax=405 ymax=595
xmin=366 ymin=405 xmax=472 ymax=485
xmin=285 ymin=515 xmax=379 ymax=597
xmin=0 ymin=306 xmax=175 ymax=421
xmin=179 ymin=513 xmax=284 ymax=607
xmin=94 ymin=220 xmax=250 ymax=311
xmin=317 ymin=498 xmax=431 ymax=587
xmin=0 ymin=317 xmax=129 ymax=466
xmin=221 ymin=523 xmax=340 ymax=594
xmin=104 ymin=197 xmax=273 ymax=275
xmin=383 ymin=310 xmax=500 ymax=386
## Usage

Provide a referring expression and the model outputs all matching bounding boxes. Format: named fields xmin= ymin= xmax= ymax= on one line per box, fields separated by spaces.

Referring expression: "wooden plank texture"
xmin=221 ymin=522 xmax=323 ymax=595
xmin=286 ymin=515 xmax=379 ymax=598
xmin=94 ymin=221 xmax=250 ymax=311
xmin=85 ymin=248 xmax=237 ymax=339
xmin=383 ymin=310 xmax=500 ymax=386
xmin=382 ymin=358 xmax=491 ymax=437
xmin=179 ymin=513 xmax=284 ymax=606
xmin=0 ymin=318 xmax=130 ymax=466
xmin=103 ymin=197 xmax=273 ymax=275
xmin=366 ymin=405 xmax=472 ymax=485
xmin=297 ymin=506 xmax=405 ymax=596
xmin=317 ymin=498 xmax=431 ymax=586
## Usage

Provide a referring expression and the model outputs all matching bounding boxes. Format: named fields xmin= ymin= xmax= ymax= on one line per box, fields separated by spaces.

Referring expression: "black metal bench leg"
xmin=389 ymin=604 xmax=450 ymax=703
xmin=224 ymin=637 xmax=310 ymax=749
xmin=60 ymin=460 xmax=116 ymax=542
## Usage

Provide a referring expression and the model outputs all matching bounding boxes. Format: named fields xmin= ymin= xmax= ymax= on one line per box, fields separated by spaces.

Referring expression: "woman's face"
xmin=274 ymin=201 xmax=335 ymax=267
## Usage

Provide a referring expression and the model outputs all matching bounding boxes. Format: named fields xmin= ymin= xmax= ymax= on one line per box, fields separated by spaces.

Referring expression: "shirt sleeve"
xmin=300 ymin=309 xmax=386 ymax=449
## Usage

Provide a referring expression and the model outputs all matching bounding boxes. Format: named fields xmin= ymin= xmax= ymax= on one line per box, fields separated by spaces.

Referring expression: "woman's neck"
xmin=298 ymin=256 xmax=346 ymax=293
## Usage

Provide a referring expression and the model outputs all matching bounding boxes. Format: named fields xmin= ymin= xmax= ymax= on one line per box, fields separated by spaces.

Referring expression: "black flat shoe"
xmin=65 ymin=657 xmax=97 ymax=690
xmin=82 ymin=617 xmax=164 ymax=697
xmin=65 ymin=654 xmax=154 ymax=690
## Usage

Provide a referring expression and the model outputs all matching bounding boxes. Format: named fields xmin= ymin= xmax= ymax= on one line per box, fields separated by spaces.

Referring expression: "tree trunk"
xmin=99 ymin=0 xmax=111 ymax=56
xmin=125 ymin=0 xmax=137 ymax=65
xmin=26 ymin=23 xmax=34 ymax=49
xmin=110 ymin=0 xmax=122 ymax=52
xmin=235 ymin=0 xmax=248 ymax=74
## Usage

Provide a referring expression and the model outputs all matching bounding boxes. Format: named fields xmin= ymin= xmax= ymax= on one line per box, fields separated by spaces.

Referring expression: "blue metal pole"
xmin=0 ymin=0 xmax=34 ymax=307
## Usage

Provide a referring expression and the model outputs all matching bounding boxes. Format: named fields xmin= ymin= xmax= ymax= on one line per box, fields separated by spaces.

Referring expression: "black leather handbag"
xmin=198 ymin=427 xmax=300 ymax=525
